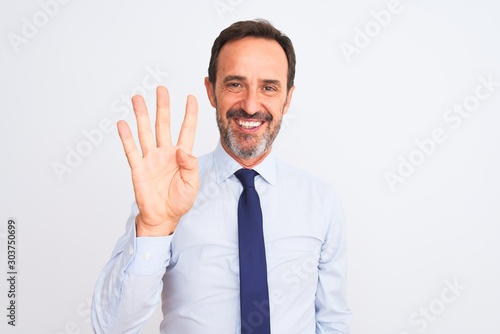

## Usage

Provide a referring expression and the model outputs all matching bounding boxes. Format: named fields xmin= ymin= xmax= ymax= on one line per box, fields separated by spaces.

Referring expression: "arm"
xmin=315 ymin=192 xmax=353 ymax=333
xmin=91 ymin=86 xmax=200 ymax=332
xmin=91 ymin=204 xmax=172 ymax=333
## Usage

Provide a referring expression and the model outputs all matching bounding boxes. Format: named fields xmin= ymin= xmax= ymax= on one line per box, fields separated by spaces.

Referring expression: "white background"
xmin=1 ymin=0 xmax=499 ymax=333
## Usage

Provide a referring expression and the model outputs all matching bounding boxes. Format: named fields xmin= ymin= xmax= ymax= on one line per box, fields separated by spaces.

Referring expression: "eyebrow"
xmin=223 ymin=75 xmax=246 ymax=83
xmin=222 ymin=75 xmax=283 ymax=87
xmin=262 ymin=79 xmax=282 ymax=87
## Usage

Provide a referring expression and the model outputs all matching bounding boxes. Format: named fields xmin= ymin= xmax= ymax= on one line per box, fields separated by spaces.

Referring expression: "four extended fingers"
xmin=118 ymin=86 xmax=198 ymax=161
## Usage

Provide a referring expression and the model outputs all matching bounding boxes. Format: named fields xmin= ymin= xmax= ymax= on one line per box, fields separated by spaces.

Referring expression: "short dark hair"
xmin=208 ymin=19 xmax=296 ymax=92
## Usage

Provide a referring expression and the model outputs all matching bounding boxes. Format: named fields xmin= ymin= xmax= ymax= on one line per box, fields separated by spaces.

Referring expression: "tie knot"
xmin=235 ymin=168 xmax=257 ymax=188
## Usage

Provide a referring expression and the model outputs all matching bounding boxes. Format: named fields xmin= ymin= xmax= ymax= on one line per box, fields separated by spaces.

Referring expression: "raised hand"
xmin=117 ymin=86 xmax=199 ymax=236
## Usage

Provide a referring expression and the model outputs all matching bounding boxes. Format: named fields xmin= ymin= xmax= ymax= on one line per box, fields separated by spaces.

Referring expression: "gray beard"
xmin=217 ymin=113 xmax=282 ymax=160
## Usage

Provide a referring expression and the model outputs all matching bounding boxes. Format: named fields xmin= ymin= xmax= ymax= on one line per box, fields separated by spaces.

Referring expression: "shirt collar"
xmin=214 ymin=141 xmax=277 ymax=186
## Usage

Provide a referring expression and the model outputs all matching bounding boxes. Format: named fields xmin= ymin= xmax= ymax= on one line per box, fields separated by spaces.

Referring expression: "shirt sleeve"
xmin=315 ymin=190 xmax=353 ymax=333
xmin=91 ymin=203 xmax=172 ymax=333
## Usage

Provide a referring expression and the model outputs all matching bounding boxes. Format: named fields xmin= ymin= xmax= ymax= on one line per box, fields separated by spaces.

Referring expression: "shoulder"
xmin=275 ymin=159 xmax=339 ymax=200
xmin=274 ymin=159 xmax=345 ymax=230
xmin=196 ymin=150 xmax=215 ymax=172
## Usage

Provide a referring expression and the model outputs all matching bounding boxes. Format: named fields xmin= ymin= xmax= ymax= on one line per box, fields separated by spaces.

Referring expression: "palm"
xmin=118 ymin=86 xmax=199 ymax=236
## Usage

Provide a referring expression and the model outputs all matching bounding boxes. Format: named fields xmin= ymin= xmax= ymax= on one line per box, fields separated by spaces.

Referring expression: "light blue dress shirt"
xmin=92 ymin=142 xmax=352 ymax=333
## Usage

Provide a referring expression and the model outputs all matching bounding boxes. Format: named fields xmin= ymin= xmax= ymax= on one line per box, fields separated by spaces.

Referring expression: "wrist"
xmin=135 ymin=215 xmax=177 ymax=237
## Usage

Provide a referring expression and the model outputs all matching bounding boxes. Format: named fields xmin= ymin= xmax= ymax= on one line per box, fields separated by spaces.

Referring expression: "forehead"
xmin=217 ymin=37 xmax=288 ymax=81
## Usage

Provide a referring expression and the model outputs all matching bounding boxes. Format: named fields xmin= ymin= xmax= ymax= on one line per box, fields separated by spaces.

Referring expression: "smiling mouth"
xmin=235 ymin=118 xmax=264 ymax=130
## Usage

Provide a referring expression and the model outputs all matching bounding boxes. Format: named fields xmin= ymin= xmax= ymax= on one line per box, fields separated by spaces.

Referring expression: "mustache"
xmin=226 ymin=109 xmax=273 ymax=122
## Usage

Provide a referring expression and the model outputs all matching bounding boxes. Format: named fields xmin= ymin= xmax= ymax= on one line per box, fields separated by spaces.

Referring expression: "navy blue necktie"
xmin=235 ymin=168 xmax=271 ymax=334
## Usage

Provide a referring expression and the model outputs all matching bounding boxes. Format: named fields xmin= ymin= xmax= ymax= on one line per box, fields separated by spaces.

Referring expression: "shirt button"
xmin=114 ymin=288 xmax=119 ymax=297
xmin=144 ymin=253 xmax=152 ymax=260
xmin=128 ymin=245 xmax=134 ymax=255
xmin=230 ymin=258 xmax=239 ymax=274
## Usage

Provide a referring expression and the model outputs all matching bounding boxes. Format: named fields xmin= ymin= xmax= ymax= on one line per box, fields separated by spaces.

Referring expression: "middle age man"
xmin=92 ymin=19 xmax=352 ymax=333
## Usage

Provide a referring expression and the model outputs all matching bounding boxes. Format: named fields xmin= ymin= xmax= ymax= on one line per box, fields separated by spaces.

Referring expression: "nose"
xmin=241 ymin=88 xmax=260 ymax=115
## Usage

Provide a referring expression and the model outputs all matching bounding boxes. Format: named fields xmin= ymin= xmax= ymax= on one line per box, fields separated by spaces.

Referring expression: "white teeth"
xmin=237 ymin=120 xmax=262 ymax=128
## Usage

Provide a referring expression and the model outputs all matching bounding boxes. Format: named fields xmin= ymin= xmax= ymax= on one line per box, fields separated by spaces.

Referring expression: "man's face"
xmin=205 ymin=37 xmax=294 ymax=163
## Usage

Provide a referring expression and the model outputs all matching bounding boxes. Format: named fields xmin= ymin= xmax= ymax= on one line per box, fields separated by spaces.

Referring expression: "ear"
xmin=204 ymin=77 xmax=217 ymax=108
xmin=282 ymin=86 xmax=295 ymax=115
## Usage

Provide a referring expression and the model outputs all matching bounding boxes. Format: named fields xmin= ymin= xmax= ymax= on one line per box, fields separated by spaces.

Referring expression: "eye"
xmin=263 ymin=85 xmax=278 ymax=93
xmin=226 ymin=82 xmax=244 ymax=92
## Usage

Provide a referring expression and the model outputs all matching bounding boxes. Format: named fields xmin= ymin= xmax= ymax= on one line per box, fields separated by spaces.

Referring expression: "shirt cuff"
xmin=127 ymin=235 xmax=173 ymax=276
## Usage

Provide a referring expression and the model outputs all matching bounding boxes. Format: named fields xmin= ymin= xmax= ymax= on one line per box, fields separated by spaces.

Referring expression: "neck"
xmin=220 ymin=140 xmax=272 ymax=169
